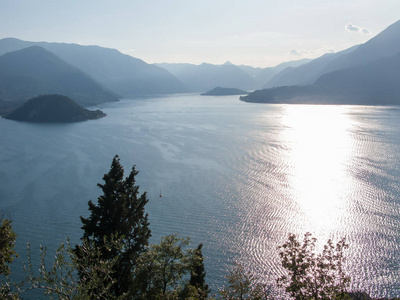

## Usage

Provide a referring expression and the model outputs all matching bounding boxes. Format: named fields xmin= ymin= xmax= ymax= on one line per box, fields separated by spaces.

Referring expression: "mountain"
xmin=321 ymin=19 xmax=400 ymax=74
xmin=271 ymin=58 xmax=313 ymax=73
xmin=264 ymin=19 xmax=400 ymax=89
xmin=240 ymin=85 xmax=329 ymax=104
xmin=201 ymin=87 xmax=248 ymax=96
xmin=264 ymin=46 xmax=359 ymax=88
xmin=237 ymin=58 xmax=311 ymax=88
xmin=5 ymin=94 xmax=106 ymax=122
xmin=314 ymin=51 xmax=400 ymax=103
xmin=243 ymin=19 xmax=400 ymax=105
xmin=0 ymin=38 xmax=188 ymax=97
xmin=157 ymin=59 xmax=310 ymax=92
xmin=156 ymin=61 xmax=256 ymax=92
xmin=0 ymin=46 xmax=118 ymax=113
xmin=241 ymin=51 xmax=400 ymax=105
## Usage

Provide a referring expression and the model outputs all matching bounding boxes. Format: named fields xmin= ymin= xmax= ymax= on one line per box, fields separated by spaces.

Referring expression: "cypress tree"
xmin=189 ymin=243 xmax=209 ymax=299
xmin=78 ymin=155 xmax=151 ymax=297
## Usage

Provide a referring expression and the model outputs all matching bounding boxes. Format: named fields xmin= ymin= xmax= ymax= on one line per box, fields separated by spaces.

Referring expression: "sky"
xmin=1 ymin=0 xmax=400 ymax=68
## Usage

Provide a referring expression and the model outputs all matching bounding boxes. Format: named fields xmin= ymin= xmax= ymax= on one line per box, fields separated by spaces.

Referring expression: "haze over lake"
xmin=1 ymin=94 xmax=400 ymax=298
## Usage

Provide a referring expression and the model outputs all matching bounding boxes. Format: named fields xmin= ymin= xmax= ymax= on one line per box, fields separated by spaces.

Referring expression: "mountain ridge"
xmin=242 ymin=19 xmax=400 ymax=105
xmin=0 ymin=46 xmax=118 ymax=113
xmin=263 ymin=45 xmax=359 ymax=88
xmin=0 ymin=38 xmax=189 ymax=97
xmin=156 ymin=58 xmax=310 ymax=92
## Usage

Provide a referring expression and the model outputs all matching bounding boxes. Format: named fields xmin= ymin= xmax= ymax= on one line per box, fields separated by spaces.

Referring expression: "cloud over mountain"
xmin=289 ymin=48 xmax=335 ymax=57
xmin=345 ymin=23 xmax=370 ymax=34
xmin=289 ymin=49 xmax=305 ymax=56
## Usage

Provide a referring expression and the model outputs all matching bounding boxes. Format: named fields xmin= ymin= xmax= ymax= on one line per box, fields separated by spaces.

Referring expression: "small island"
xmin=4 ymin=94 xmax=106 ymax=123
xmin=201 ymin=87 xmax=249 ymax=96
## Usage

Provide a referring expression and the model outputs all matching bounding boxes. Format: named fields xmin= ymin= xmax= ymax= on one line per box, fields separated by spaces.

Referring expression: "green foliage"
xmin=0 ymin=219 xmax=19 ymax=299
xmin=277 ymin=232 xmax=350 ymax=300
xmin=219 ymin=262 xmax=269 ymax=300
xmin=188 ymin=243 xmax=210 ymax=299
xmin=0 ymin=158 xmax=210 ymax=299
xmin=134 ymin=234 xmax=195 ymax=299
xmin=71 ymin=237 xmax=121 ymax=299
xmin=0 ymin=219 xmax=18 ymax=276
xmin=15 ymin=238 xmax=118 ymax=299
xmin=78 ymin=155 xmax=151 ymax=297
xmin=0 ymin=158 xmax=359 ymax=300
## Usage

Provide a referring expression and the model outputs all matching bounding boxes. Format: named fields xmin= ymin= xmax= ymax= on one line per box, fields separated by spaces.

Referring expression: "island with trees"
xmin=4 ymin=94 xmax=106 ymax=123
xmin=201 ymin=87 xmax=249 ymax=96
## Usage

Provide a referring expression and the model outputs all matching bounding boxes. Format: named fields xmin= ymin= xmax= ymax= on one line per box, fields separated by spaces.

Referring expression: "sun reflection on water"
xmin=281 ymin=105 xmax=355 ymax=236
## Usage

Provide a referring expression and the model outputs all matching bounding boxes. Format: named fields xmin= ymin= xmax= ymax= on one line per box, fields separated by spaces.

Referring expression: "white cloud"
xmin=289 ymin=47 xmax=335 ymax=57
xmin=345 ymin=23 xmax=370 ymax=34
xmin=345 ymin=23 xmax=360 ymax=32
xmin=289 ymin=49 xmax=303 ymax=56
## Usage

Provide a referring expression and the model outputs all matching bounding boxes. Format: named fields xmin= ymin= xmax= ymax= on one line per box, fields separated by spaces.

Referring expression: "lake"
xmin=1 ymin=94 xmax=400 ymax=298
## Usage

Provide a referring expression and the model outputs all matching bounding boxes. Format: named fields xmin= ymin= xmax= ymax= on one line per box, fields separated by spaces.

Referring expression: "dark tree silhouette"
xmin=77 ymin=155 xmax=151 ymax=297
xmin=189 ymin=243 xmax=209 ymax=299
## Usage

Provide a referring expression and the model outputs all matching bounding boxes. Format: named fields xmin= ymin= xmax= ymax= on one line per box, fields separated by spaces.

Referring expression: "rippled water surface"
xmin=1 ymin=94 xmax=400 ymax=297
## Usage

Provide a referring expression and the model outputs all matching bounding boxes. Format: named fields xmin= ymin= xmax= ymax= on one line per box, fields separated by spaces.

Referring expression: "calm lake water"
xmin=1 ymin=94 xmax=400 ymax=298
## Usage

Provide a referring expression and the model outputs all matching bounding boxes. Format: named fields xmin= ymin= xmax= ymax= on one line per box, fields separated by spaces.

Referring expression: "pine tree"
xmin=77 ymin=155 xmax=151 ymax=297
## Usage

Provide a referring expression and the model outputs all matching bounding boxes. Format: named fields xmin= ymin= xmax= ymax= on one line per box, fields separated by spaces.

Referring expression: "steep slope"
xmin=0 ymin=46 xmax=118 ymax=107
xmin=314 ymin=51 xmax=400 ymax=103
xmin=242 ymin=51 xmax=400 ymax=105
xmin=322 ymin=19 xmax=400 ymax=73
xmin=264 ymin=19 xmax=400 ymax=88
xmin=0 ymin=38 xmax=188 ymax=97
xmin=264 ymin=46 xmax=358 ymax=88
xmin=5 ymin=94 xmax=106 ymax=122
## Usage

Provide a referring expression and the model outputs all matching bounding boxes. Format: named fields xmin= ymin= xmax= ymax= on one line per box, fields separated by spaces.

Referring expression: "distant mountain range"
xmin=0 ymin=37 xmax=309 ymax=115
xmin=2 ymin=18 xmax=400 ymax=114
xmin=263 ymin=46 xmax=358 ymax=88
xmin=0 ymin=38 xmax=189 ymax=98
xmin=156 ymin=59 xmax=309 ymax=93
xmin=242 ymin=19 xmax=400 ymax=105
xmin=0 ymin=46 xmax=118 ymax=108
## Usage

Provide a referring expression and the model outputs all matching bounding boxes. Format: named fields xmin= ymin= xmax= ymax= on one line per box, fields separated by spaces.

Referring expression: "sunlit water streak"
xmin=283 ymin=105 xmax=354 ymax=236
xmin=1 ymin=95 xmax=400 ymax=298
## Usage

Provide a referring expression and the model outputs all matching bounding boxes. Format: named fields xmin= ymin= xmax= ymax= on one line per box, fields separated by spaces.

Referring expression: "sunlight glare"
xmin=281 ymin=105 xmax=354 ymax=234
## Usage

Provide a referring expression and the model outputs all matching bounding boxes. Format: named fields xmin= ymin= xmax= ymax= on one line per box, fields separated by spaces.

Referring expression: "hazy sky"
xmin=1 ymin=0 xmax=400 ymax=67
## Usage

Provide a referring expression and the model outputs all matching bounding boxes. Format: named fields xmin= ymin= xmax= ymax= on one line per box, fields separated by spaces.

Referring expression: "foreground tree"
xmin=20 ymin=238 xmax=118 ymax=299
xmin=219 ymin=262 xmax=269 ymax=300
xmin=0 ymin=218 xmax=17 ymax=277
xmin=277 ymin=232 xmax=350 ymax=299
xmin=77 ymin=155 xmax=151 ymax=297
xmin=134 ymin=234 xmax=198 ymax=299
xmin=0 ymin=218 xmax=18 ymax=299
xmin=188 ymin=243 xmax=210 ymax=299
